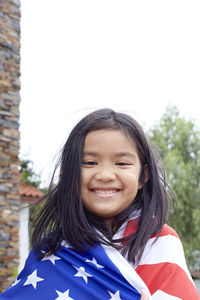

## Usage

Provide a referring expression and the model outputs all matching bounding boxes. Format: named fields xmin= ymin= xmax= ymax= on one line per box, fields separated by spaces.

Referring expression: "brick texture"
xmin=0 ymin=0 xmax=21 ymax=292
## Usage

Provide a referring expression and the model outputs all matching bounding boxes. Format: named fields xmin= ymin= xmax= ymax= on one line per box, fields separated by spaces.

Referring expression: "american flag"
xmin=124 ymin=220 xmax=200 ymax=299
xmin=0 ymin=241 xmax=150 ymax=300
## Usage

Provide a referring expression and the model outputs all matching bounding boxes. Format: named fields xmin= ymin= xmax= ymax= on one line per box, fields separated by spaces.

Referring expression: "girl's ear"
xmin=138 ymin=164 xmax=149 ymax=190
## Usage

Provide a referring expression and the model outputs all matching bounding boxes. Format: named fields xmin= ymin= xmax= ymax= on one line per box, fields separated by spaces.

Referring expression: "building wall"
xmin=19 ymin=204 xmax=29 ymax=273
xmin=0 ymin=0 xmax=21 ymax=292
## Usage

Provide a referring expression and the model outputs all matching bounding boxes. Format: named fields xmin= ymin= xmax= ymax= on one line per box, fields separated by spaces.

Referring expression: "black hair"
xmin=31 ymin=108 xmax=176 ymax=264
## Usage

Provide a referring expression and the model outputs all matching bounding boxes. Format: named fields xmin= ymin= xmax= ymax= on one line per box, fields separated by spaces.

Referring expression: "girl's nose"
xmin=95 ymin=167 xmax=116 ymax=182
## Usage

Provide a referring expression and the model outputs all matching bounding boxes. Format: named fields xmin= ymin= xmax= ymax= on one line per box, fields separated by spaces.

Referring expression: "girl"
xmin=1 ymin=109 xmax=199 ymax=299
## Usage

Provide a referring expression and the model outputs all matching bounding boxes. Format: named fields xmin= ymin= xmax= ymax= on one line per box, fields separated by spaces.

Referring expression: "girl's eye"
xmin=116 ymin=162 xmax=130 ymax=166
xmin=82 ymin=161 xmax=97 ymax=166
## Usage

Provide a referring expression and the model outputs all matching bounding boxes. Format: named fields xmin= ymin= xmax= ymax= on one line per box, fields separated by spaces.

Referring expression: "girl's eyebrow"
xmin=115 ymin=152 xmax=137 ymax=159
xmin=83 ymin=151 xmax=136 ymax=159
xmin=82 ymin=151 xmax=98 ymax=156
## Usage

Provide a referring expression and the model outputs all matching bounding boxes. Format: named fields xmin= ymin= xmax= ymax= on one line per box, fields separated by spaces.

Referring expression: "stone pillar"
xmin=0 ymin=0 xmax=21 ymax=292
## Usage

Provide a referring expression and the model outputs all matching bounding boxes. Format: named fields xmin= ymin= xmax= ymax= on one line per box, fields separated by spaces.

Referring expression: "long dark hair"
xmin=31 ymin=108 xmax=175 ymax=263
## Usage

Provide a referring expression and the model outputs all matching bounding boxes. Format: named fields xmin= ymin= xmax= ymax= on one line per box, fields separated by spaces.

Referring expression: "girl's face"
xmin=81 ymin=129 xmax=143 ymax=226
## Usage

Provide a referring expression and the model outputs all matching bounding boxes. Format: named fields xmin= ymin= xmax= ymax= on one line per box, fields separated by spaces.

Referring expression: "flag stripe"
xmin=123 ymin=221 xmax=200 ymax=299
xmin=136 ymin=262 xmax=199 ymax=299
xmin=152 ymin=290 xmax=182 ymax=300
xmin=102 ymin=244 xmax=152 ymax=299
xmin=137 ymin=234 xmax=193 ymax=282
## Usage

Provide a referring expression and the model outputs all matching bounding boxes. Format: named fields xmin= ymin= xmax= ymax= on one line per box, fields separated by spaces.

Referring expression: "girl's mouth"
xmin=90 ymin=189 xmax=120 ymax=197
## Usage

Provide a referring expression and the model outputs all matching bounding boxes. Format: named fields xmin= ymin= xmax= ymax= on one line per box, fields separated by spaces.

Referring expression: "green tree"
xmin=20 ymin=158 xmax=47 ymax=233
xmin=20 ymin=158 xmax=41 ymax=188
xmin=149 ymin=105 xmax=200 ymax=267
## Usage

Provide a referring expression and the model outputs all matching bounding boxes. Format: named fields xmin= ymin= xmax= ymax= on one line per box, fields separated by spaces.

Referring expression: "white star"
xmin=10 ymin=278 xmax=21 ymax=287
xmin=41 ymin=251 xmax=61 ymax=265
xmin=85 ymin=257 xmax=104 ymax=269
xmin=73 ymin=265 xmax=93 ymax=283
xmin=108 ymin=290 xmax=122 ymax=300
xmin=23 ymin=269 xmax=44 ymax=289
xmin=55 ymin=289 xmax=74 ymax=300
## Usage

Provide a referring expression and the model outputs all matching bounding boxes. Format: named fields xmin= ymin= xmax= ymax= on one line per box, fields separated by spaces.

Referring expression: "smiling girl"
xmin=81 ymin=129 xmax=143 ymax=226
xmin=1 ymin=109 xmax=199 ymax=299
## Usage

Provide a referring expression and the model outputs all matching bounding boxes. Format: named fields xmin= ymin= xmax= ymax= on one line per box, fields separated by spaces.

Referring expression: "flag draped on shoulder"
xmin=0 ymin=241 xmax=150 ymax=300
xmin=124 ymin=220 xmax=200 ymax=300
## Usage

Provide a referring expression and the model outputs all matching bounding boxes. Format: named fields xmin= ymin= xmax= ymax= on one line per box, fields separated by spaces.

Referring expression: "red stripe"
xmin=136 ymin=262 xmax=200 ymax=299
xmin=123 ymin=220 xmax=199 ymax=298
xmin=124 ymin=219 xmax=180 ymax=240
xmin=151 ymin=224 xmax=180 ymax=239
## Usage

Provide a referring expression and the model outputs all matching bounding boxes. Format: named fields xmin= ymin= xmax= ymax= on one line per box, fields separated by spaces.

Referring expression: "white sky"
xmin=19 ymin=0 xmax=200 ymax=186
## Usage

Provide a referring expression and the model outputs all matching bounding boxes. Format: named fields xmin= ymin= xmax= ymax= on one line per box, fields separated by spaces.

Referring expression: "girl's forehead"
xmin=83 ymin=129 xmax=138 ymax=153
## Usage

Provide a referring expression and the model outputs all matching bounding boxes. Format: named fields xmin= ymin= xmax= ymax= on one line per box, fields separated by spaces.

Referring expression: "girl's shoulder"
xmin=136 ymin=223 xmax=187 ymax=272
xmin=135 ymin=224 xmax=199 ymax=299
xmin=123 ymin=218 xmax=180 ymax=241
xmin=151 ymin=223 xmax=180 ymax=240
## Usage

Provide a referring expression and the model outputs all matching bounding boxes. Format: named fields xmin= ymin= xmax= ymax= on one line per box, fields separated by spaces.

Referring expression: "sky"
xmin=19 ymin=0 xmax=200 ymax=186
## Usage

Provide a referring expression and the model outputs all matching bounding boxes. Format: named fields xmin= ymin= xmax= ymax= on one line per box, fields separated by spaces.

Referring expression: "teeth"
xmin=93 ymin=190 xmax=118 ymax=194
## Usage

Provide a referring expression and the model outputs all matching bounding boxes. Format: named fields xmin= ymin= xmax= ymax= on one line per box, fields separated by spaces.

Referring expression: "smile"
xmin=90 ymin=189 xmax=120 ymax=197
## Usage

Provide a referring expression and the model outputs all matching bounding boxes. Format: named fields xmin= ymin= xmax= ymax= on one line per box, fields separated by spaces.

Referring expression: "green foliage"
xmin=29 ymin=201 xmax=45 ymax=234
xmin=149 ymin=105 xmax=200 ymax=268
xmin=19 ymin=158 xmax=47 ymax=237
xmin=20 ymin=159 xmax=41 ymax=188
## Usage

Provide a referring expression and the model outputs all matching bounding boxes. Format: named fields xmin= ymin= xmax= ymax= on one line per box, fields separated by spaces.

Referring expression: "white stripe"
xmin=152 ymin=290 xmax=182 ymax=300
xmin=102 ymin=244 xmax=152 ymax=299
xmin=134 ymin=235 xmax=193 ymax=283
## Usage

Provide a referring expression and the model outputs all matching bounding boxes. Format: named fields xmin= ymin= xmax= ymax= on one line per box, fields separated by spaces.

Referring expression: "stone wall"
xmin=0 ymin=0 xmax=21 ymax=292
